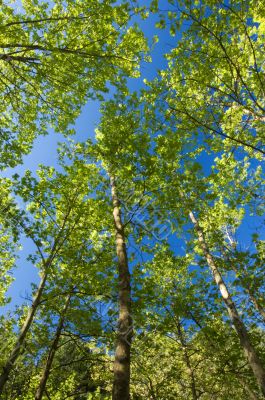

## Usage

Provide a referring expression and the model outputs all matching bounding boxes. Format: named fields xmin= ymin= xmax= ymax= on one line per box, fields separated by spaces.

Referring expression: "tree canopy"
xmin=0 ymin=1 xmax=264 ymax=399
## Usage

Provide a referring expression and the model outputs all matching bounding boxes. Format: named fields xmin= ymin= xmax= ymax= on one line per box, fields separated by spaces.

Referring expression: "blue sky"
xmin=2 ymin=2 xmax=264 ymax=316
xmin=1 ymin=5 xmax=179 ymax=313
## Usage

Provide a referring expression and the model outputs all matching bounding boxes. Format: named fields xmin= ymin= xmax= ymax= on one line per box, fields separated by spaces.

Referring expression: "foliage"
xmin=0 ymin=1 xmax=264 ymax=399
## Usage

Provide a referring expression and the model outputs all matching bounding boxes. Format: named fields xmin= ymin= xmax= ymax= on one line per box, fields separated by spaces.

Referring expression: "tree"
xmin=0 ymin=0 xmax=148 ymax=168
xmin=34 ymin=292 xmax=72 ymax=400
xmin=153 ymin=0 xmax=265 ymax=157
xmin=0 ymin=144 xmax=112 ymax=393
xmin=1 ymin=1 xmax=265 ymax=399
xmin=109 ymin=175 xmax=132 ymax=400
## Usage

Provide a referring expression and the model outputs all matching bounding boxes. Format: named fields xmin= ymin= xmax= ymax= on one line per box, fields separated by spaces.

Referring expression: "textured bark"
xmin=189 ymin=210 xmax=265 ymax=397
xmin=35 ymin=293 xmax=71 ymax=400
xmin=0 ymin=272 xmax=48 ymax=394
xmin=110 ymin=175 xmax=132 ymax=400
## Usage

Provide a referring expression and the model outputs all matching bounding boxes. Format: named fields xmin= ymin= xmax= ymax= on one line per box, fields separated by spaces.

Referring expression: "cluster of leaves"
xmin=0 ymin=0 xmax=148 ymax=168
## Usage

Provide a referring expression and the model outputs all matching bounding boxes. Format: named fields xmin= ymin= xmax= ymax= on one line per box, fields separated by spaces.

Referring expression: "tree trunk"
xmin=110 ymin=175 xmax=132 ymax=400
xmin=35 ymin=293 xmax=71 ymax=400
xmin=189 ymin=210 xmax=265 ymax=397
xmin=0 ymin=271 xmax=48 ymax=394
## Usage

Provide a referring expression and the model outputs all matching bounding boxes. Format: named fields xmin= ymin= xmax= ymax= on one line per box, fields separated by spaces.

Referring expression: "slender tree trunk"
xmin=110 ymin=175 xmax=132 ymax=400
xmin=0 ymin=271 xmax=48 ymax=394
xmin=188 ymin=210 xmax=265 ymax=397
xmin=0 ymin=202 xmax=71 ymax=394
xmin=35 ymin=293 xmax=71 ymax=400
xmin=176 ymin=319 xmax=198 ymax=400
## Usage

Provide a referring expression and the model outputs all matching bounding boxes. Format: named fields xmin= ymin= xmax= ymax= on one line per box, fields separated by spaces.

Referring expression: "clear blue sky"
xmin=2 ymin=3 xmax=263 ymax=315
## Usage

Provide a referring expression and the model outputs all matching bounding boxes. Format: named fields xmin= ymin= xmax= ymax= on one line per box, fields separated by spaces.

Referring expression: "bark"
xmin=176 ymin=319 xmax=198 ymax=400
xmin=35 ymin=293 xmax=71 ymax=400
xmin=110 ymin=175 xmax=132 ymax=400
xmin=189 ymin=210 xmax=265 ymax=397
xmin=0 ymin=271 xmax=48 ymax=394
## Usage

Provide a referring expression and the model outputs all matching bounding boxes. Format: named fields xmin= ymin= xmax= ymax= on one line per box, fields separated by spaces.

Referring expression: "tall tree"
xmin=0 ymin=145 xmax=109 ymax=393
xmin=188 ymin=209 xmax=265 ymax=395
xmin=110 ymin=174 xmax=132 ymax=400
xmin=93 ymin=92 xmax=153 ymax=399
